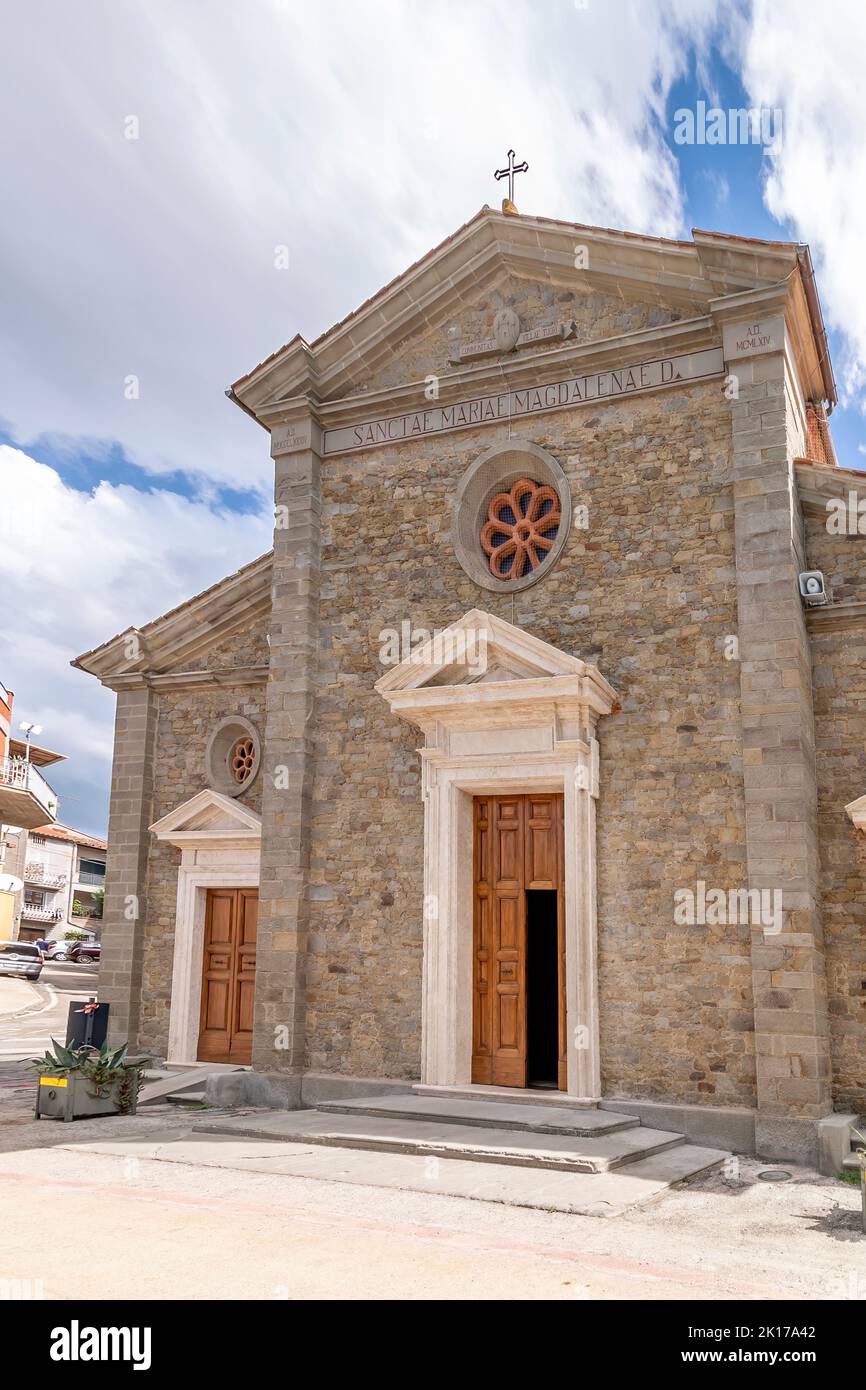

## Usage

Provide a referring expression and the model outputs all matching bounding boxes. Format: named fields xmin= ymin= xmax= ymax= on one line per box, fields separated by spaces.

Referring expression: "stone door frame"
xmin=421 ymin=749 xmax=600 ymax=1099
xmin=149 ymin=789 xmax=262 ymax=1067
xmin=166 ymin=862 xmax=260 ymax=1065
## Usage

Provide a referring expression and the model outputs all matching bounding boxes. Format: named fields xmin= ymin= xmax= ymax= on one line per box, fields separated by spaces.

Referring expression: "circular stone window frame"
xmin=452 ymin=440 xmax=572 ymax=593
xmin=205 ymin=716 xmax=262 ymax=799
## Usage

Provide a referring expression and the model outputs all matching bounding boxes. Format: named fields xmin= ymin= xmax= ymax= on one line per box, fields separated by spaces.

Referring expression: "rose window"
xmin=480 ymin=478 xmax=562 ymax=580
xmin=229 ymin=737 xmax=256 ymax=784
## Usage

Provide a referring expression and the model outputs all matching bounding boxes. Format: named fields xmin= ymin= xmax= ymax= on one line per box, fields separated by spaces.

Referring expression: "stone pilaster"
xmin=251 ymin=413 xmax=322 ymax=1099
xmin=722 ymin=311 xmax=831 ymax=1163
xmin=100 ymin=685 xmax=157 ymax=1047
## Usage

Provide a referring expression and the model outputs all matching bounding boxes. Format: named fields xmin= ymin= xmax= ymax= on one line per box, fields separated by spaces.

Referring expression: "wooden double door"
xmin=472 ymin=794 xmax=567 ymax=1090
xmin=198 ymin=888 xmax=258 ymax=1065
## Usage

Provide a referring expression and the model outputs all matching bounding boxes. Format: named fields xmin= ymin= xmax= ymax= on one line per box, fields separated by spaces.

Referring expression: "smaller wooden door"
xmin=198 ymin=888 xmax=258 ymax=1065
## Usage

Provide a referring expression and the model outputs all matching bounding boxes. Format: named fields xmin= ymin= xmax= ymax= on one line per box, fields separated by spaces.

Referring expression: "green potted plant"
xmin=29 ymin=1039 xmax=149 ymax=1121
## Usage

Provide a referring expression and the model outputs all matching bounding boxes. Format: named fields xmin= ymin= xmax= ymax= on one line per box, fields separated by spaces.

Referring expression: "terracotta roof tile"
xmin=32 ymin=823 xmax=107 ymax=850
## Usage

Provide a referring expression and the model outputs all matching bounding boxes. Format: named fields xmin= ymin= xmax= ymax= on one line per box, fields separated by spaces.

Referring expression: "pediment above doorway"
xmin=149 ymin=788 xmax=262 ymax=849
xmin=374 ymin=608 xmax=617 ymax=733
xmin=845 ymin=793 xmax=866 ymax=831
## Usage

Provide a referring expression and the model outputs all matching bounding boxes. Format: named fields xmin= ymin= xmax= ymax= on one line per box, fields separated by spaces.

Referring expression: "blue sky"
xmin=1 ymin=0 xmax=864 ymax=835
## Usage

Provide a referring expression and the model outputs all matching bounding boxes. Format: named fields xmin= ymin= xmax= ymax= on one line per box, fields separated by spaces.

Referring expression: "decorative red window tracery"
xmin=480 ymin=478 xmax=561 ymax=580
xmin=229 ymin=737 xmax=256 ymax=783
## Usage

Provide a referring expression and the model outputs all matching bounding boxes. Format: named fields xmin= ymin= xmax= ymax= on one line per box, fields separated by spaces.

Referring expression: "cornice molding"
xmin=806 ymin=601 xmax=866 ymax=635
xmin=795 ymin=459 xmax=866 ymax=520
xmin=102 ymin=665 xmax=270 ymax=694
xmin=73 ymin=553 xmax=272 ymax=686
xmin=261 ymin=313 xmax=722 ymax=437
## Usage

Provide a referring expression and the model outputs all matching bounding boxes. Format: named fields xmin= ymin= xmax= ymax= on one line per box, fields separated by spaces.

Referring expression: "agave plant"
xmin=28 ymin=1038 xmax=147 ymax=1113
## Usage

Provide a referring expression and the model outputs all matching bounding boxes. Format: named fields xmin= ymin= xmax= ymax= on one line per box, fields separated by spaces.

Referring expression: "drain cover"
xmin=757 ymin=1169 xmax=792 ymax=1182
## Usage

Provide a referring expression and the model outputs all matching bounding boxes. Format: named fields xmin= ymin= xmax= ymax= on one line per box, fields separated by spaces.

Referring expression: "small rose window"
xmin=229 ymin=737 xmax=256 ymax=784
xmin=205 ymin=716 xmax=261 ymax=798
xmin=480 ymin=478 xmax=561 ymax=580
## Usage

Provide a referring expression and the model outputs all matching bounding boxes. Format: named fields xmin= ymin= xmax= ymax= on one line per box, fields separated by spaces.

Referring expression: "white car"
xmin=0 ymin=941 xmax=43 ymax=981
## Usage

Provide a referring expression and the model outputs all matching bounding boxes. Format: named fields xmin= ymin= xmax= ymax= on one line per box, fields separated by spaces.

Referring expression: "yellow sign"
xmin=39 ymin=1076 xmax=68 ymax=1088
xmin=0 ymin=891 xmax=14 ymax=942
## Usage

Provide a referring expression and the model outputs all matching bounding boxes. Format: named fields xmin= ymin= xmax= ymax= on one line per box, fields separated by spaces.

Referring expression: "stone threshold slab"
xmin=193 ymin=1110 xmax=686 ymax=1174
xmin=414 ymin=1084 xmax=599 ymax=1109
xmin=65 ymin=1131 xmax=727 ymax=1218
xmin=316 ymin=1094 xmax=639 ymax=1136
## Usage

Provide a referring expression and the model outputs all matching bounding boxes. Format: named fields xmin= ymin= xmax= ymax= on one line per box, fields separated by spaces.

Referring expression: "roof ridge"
xmin=73 ymin=549 xmax=273 ymax=666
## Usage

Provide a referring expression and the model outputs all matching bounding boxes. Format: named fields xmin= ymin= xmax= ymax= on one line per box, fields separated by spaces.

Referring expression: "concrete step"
xmin=166 ymin=1090 xmax=206 ymax=1107
xmin=195 ymin=1109 xmax=687 ymax=1174
xmin=139 ymin=1064 xmax=245 ymax=1106
xmin=78 ymin=1131 xmax=729 ymax=1218
xmin=315 ymin=1093 xmax=639 ymax=1137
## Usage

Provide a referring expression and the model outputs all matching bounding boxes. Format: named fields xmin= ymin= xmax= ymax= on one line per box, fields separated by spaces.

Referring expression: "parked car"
xmin=43 ymin=940 xmax=72 ymax=962
xmin=0 ymin=941 xmax=43 ymax=981
xmin=68 ymin=940 xmax=101 ymax=965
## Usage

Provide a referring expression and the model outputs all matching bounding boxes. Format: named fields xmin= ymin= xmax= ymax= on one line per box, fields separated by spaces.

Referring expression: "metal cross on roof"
xmin=494 ymin=149 xmax=528 ymax=203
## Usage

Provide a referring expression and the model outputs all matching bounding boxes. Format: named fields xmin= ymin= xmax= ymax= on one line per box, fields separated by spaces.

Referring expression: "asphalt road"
xmin=0 ymin=962 xmax=99 ymax=1085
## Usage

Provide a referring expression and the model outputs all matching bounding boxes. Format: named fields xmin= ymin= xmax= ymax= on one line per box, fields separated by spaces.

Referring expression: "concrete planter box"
xmin=35 ymin=1070 xmax=139 ymax=1122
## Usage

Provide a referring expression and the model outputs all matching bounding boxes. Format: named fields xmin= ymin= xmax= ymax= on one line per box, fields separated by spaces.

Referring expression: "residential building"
xmin=0 ymin=682 xmax=64 ymax=939
xmin=17 ymin=825 xmax=106 ymax=943
xmin=0 ymin=684 xmax=62 ymax=831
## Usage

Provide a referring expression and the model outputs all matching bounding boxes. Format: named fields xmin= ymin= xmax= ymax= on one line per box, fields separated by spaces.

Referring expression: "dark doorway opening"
xmin=526 ymin=889 xmax=559 ymax=1088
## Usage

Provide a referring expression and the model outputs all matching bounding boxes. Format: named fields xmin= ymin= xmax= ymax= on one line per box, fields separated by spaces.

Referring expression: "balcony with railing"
xmin=0 ymin=758 xmax=58 ymax=830
xmin=21 ymin=905 xmax=63 ymax=923
xmin=24 ymin=862 xmax=67 ymax=890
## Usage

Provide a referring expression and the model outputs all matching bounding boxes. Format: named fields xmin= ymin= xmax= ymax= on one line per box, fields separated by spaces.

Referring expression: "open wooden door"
xmin=472 ymin=794 xmax=565 ymax=1088
xmin=524 ymin=794 xmax=567 ymax=1091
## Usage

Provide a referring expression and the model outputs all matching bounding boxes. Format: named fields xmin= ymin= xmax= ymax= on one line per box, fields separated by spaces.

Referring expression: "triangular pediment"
xmin=73 ymin=552 xmax=272 ymax=688
xmin=376 ymin=608 xmax=618 ymax=732
xmin=375 ymin=609 xmax=589 ymax=695
xmin=150 ymin=789 xmax=261 ymax=843
xmin=231 ymin=210 xmax=810 ymax=416
xmin=846 ymin=793 xmax=866 ymax=827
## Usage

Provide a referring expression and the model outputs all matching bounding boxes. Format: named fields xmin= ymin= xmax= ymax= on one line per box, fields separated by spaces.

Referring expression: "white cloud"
xmin=0 ymin=0 xmax=719 ymax=485
xmin=739 ymin=0 xmax=866 ymax=404
xmin=0 ymin=447 xmax=272 ymax=830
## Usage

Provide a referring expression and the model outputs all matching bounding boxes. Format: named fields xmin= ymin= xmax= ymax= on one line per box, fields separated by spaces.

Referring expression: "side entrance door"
xmin=197 ymin=888 xmax=258 ymax=1064
xmin=471 ymin=794 xmax=566 ymax=1089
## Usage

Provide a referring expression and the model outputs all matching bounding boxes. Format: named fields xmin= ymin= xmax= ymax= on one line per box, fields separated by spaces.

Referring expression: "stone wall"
xmin=809 ymin=626 xmax=866 ymax=1110
xmin=307 ymin=375 xmax=756 ymax=1101
xmin=806 ymin=510 xmax=866 ymax=1111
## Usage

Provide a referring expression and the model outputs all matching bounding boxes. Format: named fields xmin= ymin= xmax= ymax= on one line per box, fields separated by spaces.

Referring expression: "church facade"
xmin=75 ymin=208 xmax=866 ymax=1165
